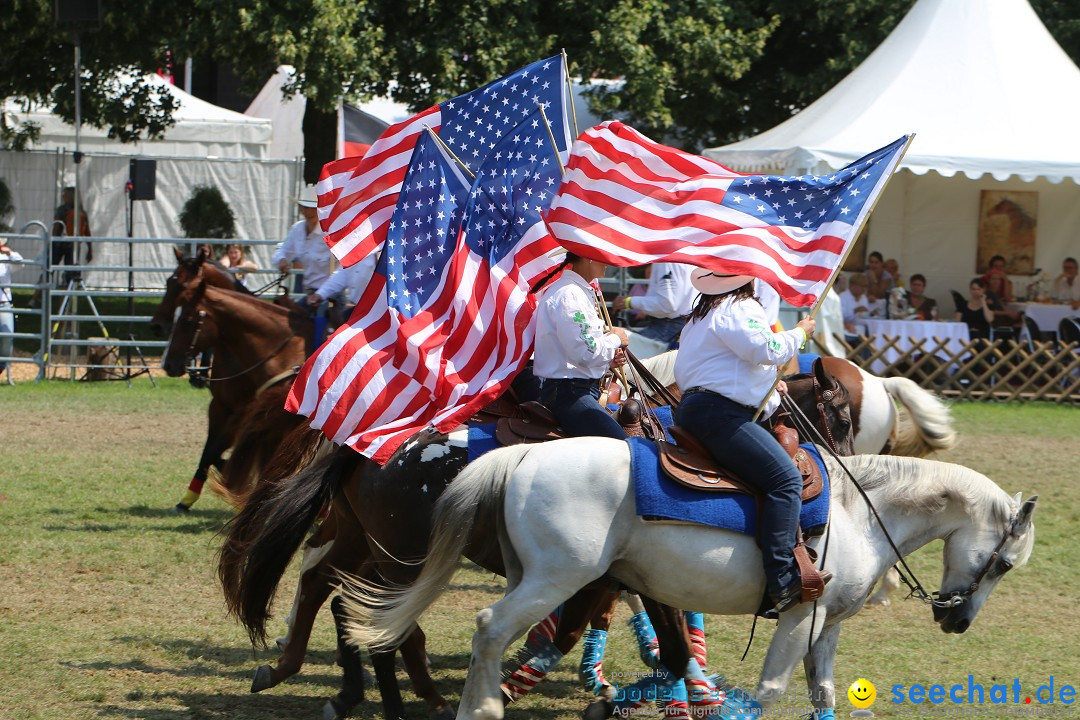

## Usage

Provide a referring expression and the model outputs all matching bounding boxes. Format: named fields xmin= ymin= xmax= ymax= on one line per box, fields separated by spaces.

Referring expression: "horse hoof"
xmin=250 ymin=665 xmax=274 ymax=693
xmin=598 ymin=684 xmax=617 ymax=702
xmin=429 ymin=706 xmax=456 ymax=720
xmin=275 ymin=635 xmax=289 ymax=651
xmin=173 ymin=502 xmax=190 ymax=514
xmin=322 ymin=699 xmax=346 ymax=720
xmin=583 ymin=698 xmax=615 ymax=719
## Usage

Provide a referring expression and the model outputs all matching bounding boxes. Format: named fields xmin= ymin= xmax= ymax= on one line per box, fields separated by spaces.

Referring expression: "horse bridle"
xmin=181 ymin=306 xmax=298 ymax=384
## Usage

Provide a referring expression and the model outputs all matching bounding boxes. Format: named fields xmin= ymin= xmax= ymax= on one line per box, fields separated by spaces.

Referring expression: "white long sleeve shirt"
xmin=315 ymin=253 xmax=378 ymax=303
xmin=533 ymin=270 xmax=621 ymax=380
xmin=272 ymin=220 xmax=332 ymax=292
xmin=674 ymin=296 xmax=805 ymax=416
xmin=0 ymin=248 xmax=23 ymax=304
xmin=1053 ymin=275 xmax=1080 ymax=302
xmin=627 ymin=262 xmax=697 ymax=318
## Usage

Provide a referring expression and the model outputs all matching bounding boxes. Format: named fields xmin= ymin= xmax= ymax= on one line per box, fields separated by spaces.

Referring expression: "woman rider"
xmin=673 ymin=269 xmax=824 ymax=613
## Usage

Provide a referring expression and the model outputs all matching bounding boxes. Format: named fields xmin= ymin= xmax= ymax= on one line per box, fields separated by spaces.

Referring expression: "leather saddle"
xmin=657 ymin=421 xmax=824 ymax=502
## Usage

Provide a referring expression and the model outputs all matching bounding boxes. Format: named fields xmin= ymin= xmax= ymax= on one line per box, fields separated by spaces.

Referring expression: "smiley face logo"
xmin=848 ymin=678 xmax=877 ymax=709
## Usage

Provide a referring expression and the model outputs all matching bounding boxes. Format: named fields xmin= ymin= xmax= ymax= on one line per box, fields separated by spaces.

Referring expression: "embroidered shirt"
xmin=674 ymin=295 xmax=805 ymax=416
xmin=534 ymin=269 xmax=621 ymax=380
xmin=315 ymin=253 xmax=378 ymax=303
xmin=272 ymin=220 xmax=332 ymax=292
xmin=627 ymin=262 xmax=697 ymax=318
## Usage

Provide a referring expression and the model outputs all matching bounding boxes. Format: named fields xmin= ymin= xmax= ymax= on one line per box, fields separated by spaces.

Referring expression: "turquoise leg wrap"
xmin=627 ymin=610 xmax=660 ymax=669
xmin=685 ymin=610 xmax=707 ymax=668
xmin=811 ymin=709 xmax=835 ymax=720
xmin=579 ymin=628 xmax=609 ymax=695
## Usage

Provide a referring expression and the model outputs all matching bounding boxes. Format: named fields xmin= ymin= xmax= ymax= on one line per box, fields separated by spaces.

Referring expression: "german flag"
xmin=339 ymin=102 xmax=390 ymax=159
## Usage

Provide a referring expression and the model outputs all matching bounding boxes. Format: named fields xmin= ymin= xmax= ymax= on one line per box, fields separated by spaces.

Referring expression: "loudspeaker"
xmin=129 ymin=158 xmax=156 ymax=201
xmin=54 ymin=0 xmax=101 ymax=26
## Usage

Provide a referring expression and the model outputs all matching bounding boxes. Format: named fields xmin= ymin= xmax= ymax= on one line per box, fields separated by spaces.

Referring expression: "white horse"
xmin=345 ymin=442 xmax=1036 ymax=720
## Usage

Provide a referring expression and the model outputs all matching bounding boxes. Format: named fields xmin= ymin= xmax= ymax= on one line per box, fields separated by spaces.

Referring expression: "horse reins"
xmin=182 ymin=308 xmax=299 ymax=384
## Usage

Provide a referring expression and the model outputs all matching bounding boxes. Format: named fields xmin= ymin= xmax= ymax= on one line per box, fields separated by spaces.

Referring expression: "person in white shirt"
xmin=839 ymin=273 xmax=874 ymax=338
xmin=613 ymin=262 xmax=696 ymax=346
xmin=1 ymin=239 xmax=23 ymax=376
xmin=272 ymin=187 xmax=333 ymax=296
xmin=533 ymin=252 xmax=628 ymax=439
xmin=672 ymin=269 xmax=821 ymax=614
xmin=307 ymin=252 xmax=379 ymax=316
xmin=1052 ymin=257 xmax=1080 ymax=308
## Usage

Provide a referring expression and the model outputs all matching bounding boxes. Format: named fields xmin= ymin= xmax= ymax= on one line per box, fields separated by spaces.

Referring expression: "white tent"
xmin=4 ymin=73 xmax=272 ymax=160
xmin=704 ymin=0 xmax=1080 ymax=299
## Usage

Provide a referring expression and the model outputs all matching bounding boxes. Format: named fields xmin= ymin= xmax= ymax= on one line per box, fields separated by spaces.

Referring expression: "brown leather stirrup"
xmin=793 ymin=543 xmax=830 ymax=603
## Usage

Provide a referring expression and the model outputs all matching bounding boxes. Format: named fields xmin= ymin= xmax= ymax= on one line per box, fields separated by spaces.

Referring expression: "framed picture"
xmin=977 ymin=190 xmax=1037 ymax=274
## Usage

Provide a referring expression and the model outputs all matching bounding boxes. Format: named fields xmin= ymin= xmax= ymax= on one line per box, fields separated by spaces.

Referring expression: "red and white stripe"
xmin=317 ymin=106 xmax=441 ymax=268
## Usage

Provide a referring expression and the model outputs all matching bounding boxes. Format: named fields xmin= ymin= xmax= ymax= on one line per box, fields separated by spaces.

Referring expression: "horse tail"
xmin=880 ymin=376 xmax=958 ymax=457
xmin=218 ymin=439 xmax=350 ymax=646
xmin=342 ymin=443 xmax=535 ymax=651
xmin=213 ymin=384 xmax=315 ymax=508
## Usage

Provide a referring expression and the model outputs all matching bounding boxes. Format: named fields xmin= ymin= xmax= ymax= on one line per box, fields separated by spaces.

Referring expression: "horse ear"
xmin=174 ymin=246 xmax=185 ymax=261
xmin=196 ymin=247 xmax=208 ymax=263
xmin=1012 ymin=494 xmax=1038 ymax=534
xmin=812 ymin=357 xmax=836 ymax=390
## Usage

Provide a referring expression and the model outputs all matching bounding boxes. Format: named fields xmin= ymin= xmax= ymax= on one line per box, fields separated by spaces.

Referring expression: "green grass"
xmin=0 ymin=384 xmax=1077 ymax=719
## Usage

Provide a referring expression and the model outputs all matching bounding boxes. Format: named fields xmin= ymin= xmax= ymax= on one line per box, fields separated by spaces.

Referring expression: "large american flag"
xmin=317 ymin=55 xmax=571 ymax=269
xmin=287 ymin=110 xmax=563 ymax=463
xmin=547 ymin=122 xmax=910 ymax=306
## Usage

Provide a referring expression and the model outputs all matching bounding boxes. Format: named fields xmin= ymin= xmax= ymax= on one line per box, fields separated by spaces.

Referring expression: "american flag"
xmin=547 ymin=122 xmax=910 ymax=306
xmin=287 ymin=110 xmax=564 ymax=463
xmin=317 ymin=55 xmax=571 ymax=269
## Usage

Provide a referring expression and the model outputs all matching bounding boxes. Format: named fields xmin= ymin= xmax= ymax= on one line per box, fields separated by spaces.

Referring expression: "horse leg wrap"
xmin=808 ymin=709 xmax=835 ymax=720
xmin=696 ymin=676 xmax=763 ymax=720
xmin=685 ymin=611 xmax=707 ymax=670
xmin=579 ymin=628 xmax=609 ymax=694
xmin=178 ymin=475 xmax=206 ymax=509
xmin=627 ymin=610 xmax=660 ymax=669
xmin=501 ymin=635 xmax=564 ymax=703
xmin=527 ymin=606 xmax=562 ymax=648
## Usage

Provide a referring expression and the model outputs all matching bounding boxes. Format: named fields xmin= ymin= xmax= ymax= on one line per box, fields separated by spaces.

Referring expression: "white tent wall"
xmin=0 ymin=148 xmax=302 ymax=289
xmin=865 ymin=171 xmax=1080 ymax=303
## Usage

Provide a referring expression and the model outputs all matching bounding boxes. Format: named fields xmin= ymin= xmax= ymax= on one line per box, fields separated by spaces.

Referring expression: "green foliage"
xmin=177 ymin=185 xmax=236 ymax=239
xmin=0 ymin=177 xmax=13 ymax=232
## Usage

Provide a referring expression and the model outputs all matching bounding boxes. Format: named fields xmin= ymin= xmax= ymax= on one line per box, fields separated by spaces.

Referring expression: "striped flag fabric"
xmin=287 ymin=108 xmax=564 ymax=463
xmin=547 ymin=121 xmax=910 ymax=306
xmin=318 ymin=55 xmax=571 ymax=270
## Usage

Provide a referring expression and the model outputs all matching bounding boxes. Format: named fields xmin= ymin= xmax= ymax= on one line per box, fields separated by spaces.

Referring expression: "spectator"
xmin=220 ymin=243 xmax=258 ymax=289
xmin=905 ymin=274 xmax=937 ymax=320
xmin=839 ymin=273 xmax=875 ymax=341
xmin=1 ymin=238 xmax=22 ymax=380
xmin=884 ymin=258 xmax=904 ymax=289
xmin=865 ymin=251 xmax=894 ymax=303
xmin=1052 ymin=257 xmax=1080 ymax=308
xmin=51 ymin=186 xmax=93 ymax=285
xmin=981 ymin=254 xmax=1015 ymax=304
xmin=955 ymin=278 xmax=996 ymax=340
xmin=272 ymin=186 xmax=333 ymax=296
xmin=612 ymin=261 xmax=696 ymax=347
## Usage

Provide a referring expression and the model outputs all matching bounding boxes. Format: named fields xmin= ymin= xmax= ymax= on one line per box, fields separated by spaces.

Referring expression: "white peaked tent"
xmin=704 ymin=0 xmax=1080 ymax=298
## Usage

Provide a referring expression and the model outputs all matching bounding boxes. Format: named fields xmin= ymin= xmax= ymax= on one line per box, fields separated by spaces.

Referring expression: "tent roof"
xmin=703 ymin=0 xmax=1080 ymax=184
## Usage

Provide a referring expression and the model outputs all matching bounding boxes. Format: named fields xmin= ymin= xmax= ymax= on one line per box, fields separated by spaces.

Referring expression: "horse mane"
xmin=828 ymin=454 xmax=1013 ymax=527
xmin=179 ymin=253 xmax=253 ymax=294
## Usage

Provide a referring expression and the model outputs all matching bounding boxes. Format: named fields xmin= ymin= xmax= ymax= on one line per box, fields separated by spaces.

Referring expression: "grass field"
xmin=1 ymin=380 xmax=1078 ymax=719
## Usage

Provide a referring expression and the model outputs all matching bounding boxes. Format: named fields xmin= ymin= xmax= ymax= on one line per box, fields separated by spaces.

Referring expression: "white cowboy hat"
xmin=690 ymin=267 xmax=755 ymax=296
xmin=294 ymin=184 xmax=318 ymax=208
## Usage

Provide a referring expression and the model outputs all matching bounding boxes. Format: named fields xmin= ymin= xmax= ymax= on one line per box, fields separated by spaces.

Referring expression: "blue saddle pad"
xmin=628 ymin=438 xmax=830 ymax=537
xmin=797 ymin=353 xmax=822 ymax=375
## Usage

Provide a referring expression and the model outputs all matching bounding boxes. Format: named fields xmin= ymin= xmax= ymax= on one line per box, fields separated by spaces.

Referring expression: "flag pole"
xmin=751 ymin=133 xmax=915 ymax=421
xmin=424 ymin=126 xmax=476 ymax=180
xmin=561 ymin=49 xmax=579 ymax=139
xmin=537 ymin=105 xmax=566 ymax=175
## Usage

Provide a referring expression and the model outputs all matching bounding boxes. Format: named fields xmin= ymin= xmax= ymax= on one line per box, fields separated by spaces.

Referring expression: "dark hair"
xmin=689 ymin=281 xmax=757 ymax=322
xmin=970 ymin=277 xmax=987 ymax=289
xmin=910 ymin=273 xmax=926 ymax=285
xmin=989 ymin=255 xmax=1006 ymax=266
xmin=529 ymin=252 xmax=581 ymax=294
xmin=868 ymin=251 xmax=883 ymax=263
xmin=1065 ymin=257 xmax=1078 ymax=267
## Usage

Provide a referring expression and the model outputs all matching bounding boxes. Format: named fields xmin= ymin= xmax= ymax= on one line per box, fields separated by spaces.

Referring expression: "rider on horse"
xmin=673 ymin=269 xmax=827 ymax=614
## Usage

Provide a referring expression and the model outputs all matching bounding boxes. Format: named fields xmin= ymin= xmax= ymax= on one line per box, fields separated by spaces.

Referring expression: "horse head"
xmin=161 ymin=273 xmax=214 ymax=377
xmin=782 ymin=358 xmax=855 ymax=456
xmin=150 ymin=247 xmax=248 ymax=336
xmin=934 ymin=493 xmax=1037 ymax=634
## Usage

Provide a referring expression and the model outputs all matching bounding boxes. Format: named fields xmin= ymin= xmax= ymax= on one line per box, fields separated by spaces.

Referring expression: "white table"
xmin=862 ymin=318 xmax=971 ymax=374
xmin=1008 ymin=302 xmax=1078 ymax=335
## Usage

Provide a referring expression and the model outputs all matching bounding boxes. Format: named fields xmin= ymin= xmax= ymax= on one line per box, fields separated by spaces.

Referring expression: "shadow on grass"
xmin=40 ymin=504 xmax=230 ymax=535
xmin=111 ymin=636 xmax=338 ymax=670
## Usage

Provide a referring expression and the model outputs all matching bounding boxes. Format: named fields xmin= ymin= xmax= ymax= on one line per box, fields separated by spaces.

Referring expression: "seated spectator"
xmin=866 ymin=251 xmax=894 ymax=304
xmin=220 ymin=243 xmax=258 ymax=289
xmin=1052 ymin=257 xmax=1080 ymax=308
xmin=884 ymin=258 xmax=904 ymax=289
xmin=839 ymin=273 xmax=875 ymax=340
xmin=955 ymin=278 xmax=996 ymax=339
xmin=981 ymin=254 xmax=1015 ymax=304
xmin=905 ymin=274 xmax=937 ymax=320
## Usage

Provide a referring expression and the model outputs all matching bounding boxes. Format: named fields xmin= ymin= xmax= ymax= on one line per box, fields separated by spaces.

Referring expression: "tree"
xmin=178 ymin=186 xmax=236 ymax=239
xmin=0 ymin=178 xmax=13 ymax=232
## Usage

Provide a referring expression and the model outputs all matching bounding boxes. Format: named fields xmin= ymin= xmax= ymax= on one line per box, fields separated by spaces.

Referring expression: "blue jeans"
xmin=0 ymin=304 xmax=13 ymax=372
xmin=673 ymin=390 xmax=803 ymax=596
xmin=637 ymin=316 xmax=687 ymax=345
xmin=540 ymin=378 xmax=626 ymax=440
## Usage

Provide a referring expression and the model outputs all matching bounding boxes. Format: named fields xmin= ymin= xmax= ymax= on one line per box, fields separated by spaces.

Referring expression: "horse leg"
xmin=802 ymin=623 xmax=842 ymax=720
xmin=865 ymin=566 xmax=900 ymax=607
xmin=625 ymin=593 xmax=660 ymax=669
xmin=325 ymin=594 xmax=370 ymax=720
xmin=174 ymin=398 xmax=230 ymax=512
xmin=755 ymin=605 xmax=829 ymax=709
xmin=398 ymin=624 xmax=455 ymax=720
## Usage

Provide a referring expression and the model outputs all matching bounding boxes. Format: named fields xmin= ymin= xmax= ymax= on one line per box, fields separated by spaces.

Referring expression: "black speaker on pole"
xmin=129 ymin=158 xmax=156 ymax=201
xmin=54 ymin=0 xmax=102 ymax=26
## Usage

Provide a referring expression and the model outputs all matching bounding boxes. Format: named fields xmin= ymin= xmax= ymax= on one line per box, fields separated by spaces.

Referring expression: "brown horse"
xmin=158 ymin=261 xmax=310 ymax=512
xmin=218 ymin=360 xmax=853 ymax=720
